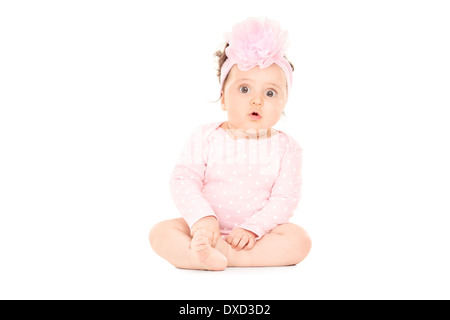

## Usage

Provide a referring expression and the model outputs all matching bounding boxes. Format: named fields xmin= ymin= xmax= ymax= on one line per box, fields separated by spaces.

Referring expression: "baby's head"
xmin=215 ymin=17 xmax=294 ymax=131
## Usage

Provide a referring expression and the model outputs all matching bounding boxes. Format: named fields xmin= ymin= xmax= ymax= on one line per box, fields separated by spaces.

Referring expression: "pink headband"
xmin=220 ymin=17 xmax=293 ymax=94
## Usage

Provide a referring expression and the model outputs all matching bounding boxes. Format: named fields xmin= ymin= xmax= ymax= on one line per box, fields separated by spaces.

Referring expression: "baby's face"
xmin=221 ymin=64 xmax=288 ymax=131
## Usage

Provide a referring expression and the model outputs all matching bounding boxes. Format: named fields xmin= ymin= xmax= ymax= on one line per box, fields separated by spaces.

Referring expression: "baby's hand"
xmin=226 ymin=228 xmax=257 ymax=251
xmin=190 ymin=216 xmax=220 ymax=247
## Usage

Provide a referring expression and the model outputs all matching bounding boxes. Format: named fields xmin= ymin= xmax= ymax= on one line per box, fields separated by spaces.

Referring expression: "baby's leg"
xmin=149 ymin=218 xmax=227 ymax=271
xmin=220 ymin=223 xmax=312 ymax=267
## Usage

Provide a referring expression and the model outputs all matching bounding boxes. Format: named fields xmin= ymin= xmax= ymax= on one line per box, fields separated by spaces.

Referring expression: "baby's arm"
xmin=237 ymin=140 xmax=302 ymax=239
xmin=170 ymin=126 xmax=217 ymax=233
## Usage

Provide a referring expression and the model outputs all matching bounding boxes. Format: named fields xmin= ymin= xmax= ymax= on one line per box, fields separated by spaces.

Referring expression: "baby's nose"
xmin=251 ymin=96 xmax=263 ymax=106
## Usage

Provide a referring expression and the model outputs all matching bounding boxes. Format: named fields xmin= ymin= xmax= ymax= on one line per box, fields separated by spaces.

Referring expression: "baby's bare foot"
xmin=190 ymin=230 xmax=227 ymax=271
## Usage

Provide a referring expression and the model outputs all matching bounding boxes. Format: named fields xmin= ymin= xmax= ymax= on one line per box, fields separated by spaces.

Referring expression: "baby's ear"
xmin=220 ymin=91 xmax=227 ymax=111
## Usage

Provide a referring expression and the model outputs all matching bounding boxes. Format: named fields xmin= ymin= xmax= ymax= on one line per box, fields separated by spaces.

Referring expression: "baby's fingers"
xmin=226 ymin=234 xmax=234 ymax=245
xmin=207 ymin=231 xmax=216 ymax=246
xmin=231 ymin=234 xmax=243 ymax=249
xmin=245 ymin=237 xmax=256 ymax=250
xmin=235 ymin=235 xmax=249 ymax=251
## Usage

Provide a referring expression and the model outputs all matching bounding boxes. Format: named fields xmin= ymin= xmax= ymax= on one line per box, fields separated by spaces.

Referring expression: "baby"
xmin=149 ymin=17 xmax=311 ymax=271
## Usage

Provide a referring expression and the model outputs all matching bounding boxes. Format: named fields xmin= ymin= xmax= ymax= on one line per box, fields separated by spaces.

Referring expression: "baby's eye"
xmin=265 ymin=90 xmax=276 ymax=97
xmin=240 ymin=86 xmax=249 ymax=94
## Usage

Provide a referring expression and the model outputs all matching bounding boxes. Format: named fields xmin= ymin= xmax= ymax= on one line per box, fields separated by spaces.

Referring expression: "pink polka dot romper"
xmin=170 ymin=122 xmax=302 ymax=240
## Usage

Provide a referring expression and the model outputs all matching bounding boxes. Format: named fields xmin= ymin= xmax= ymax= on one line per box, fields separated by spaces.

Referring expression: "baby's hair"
xmin=214 ymin=42 xmax=295 ymax=90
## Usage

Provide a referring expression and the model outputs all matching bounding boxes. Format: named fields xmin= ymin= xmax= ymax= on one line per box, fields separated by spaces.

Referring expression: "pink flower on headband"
xmin=220 ymin=17 xmax=293 ymax=94
xmin=224 ymin=17 xmax=289 ymax=71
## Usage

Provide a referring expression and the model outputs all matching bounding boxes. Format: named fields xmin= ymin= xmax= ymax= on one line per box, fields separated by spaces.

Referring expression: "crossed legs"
xmin=149 ymin=218 xmax=311 ymax=271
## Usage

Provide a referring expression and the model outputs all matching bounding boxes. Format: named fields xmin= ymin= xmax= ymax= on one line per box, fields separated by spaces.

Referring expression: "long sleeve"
xmin=169 ymin=126 xmax=217 ymax=229
xmin=237 ymin=139 xmax=302 ymax=238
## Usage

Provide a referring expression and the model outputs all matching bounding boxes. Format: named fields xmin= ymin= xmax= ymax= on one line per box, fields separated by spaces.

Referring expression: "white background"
xmin=1 ymin=0 xmax=449 ymax=299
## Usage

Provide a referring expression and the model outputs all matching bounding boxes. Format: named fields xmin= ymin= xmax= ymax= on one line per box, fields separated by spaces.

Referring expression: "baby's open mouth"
xmin=249 ymin=112 xmax=262 ymax=120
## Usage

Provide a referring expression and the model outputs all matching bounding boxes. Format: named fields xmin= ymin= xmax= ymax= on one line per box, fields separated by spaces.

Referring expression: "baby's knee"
xmin=149 ymin=220 xmax=171 ymax=246
xmin=287 ymin=224 xmax=312 ymax=264
xmin=149 ymin=221 xmax=164 ymax=248
xmin=148 ymin=218 xmax=189 ymax=247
